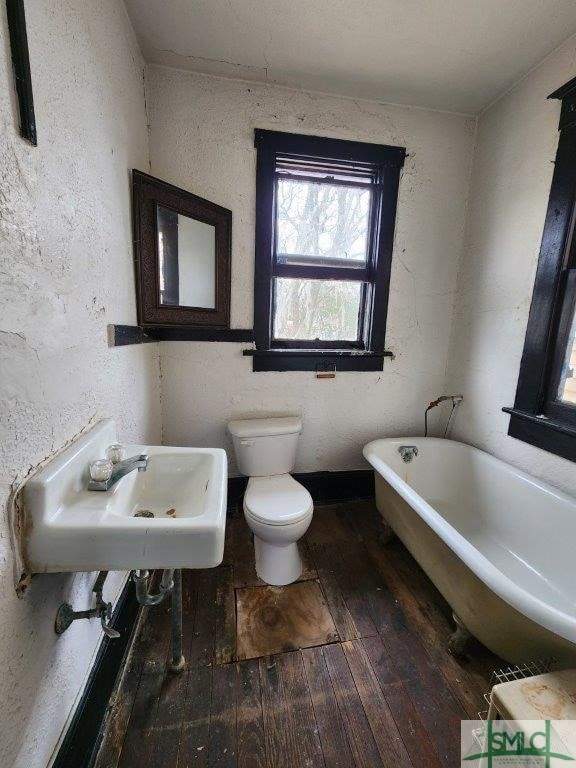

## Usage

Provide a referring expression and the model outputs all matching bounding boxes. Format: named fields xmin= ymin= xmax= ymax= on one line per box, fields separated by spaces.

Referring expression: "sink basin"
xmin=23 ymin=419 xmax=227 ymax=572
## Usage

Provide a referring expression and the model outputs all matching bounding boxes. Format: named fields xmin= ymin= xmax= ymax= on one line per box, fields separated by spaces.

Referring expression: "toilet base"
xmin=254 ymin=536 xmax=302 ymax=586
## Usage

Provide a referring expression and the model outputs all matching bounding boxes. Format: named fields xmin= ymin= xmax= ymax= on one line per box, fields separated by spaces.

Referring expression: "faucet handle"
xmin=100 ymin=602 xmax=120 ymax=639
xmin=89 ymin=459 xmax=113 ymax=482
xmin=106 ymin=443 xmax=126 ymax=464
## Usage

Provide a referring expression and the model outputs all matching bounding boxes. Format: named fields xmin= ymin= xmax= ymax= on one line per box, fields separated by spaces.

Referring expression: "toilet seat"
xmin=244 ymin=475 xmax=313 ymax=526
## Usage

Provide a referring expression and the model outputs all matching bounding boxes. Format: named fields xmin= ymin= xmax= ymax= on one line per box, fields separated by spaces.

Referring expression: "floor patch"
xmin=236 ymin=580 xmax=338 ymax=660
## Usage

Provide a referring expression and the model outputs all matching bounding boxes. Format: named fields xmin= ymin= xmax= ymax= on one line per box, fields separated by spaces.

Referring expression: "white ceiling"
xmin=124 ymin=0 xmax=576 ymax=114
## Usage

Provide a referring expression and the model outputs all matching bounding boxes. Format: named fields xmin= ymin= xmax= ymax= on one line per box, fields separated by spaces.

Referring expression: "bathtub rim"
xmin=363 ymin=436 xmax=576 ymax=647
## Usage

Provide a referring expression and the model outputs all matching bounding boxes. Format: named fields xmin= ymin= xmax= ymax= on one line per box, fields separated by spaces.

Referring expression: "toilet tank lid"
xmin=227 ymin=416 xmax=302 ymax=438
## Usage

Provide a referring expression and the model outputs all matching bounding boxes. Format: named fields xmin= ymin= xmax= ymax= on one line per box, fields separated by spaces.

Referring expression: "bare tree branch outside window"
xmin=274 ymin=180 xmax=370 ymax=341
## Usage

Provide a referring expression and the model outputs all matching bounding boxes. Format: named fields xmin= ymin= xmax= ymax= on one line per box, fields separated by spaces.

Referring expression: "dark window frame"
xmin=6 ymin=0 xmax=37 ymax=146
xmin=504 ymin=76 xmax=576 ymax=462
xmin=245 ymin=130 xmax=405 ymax=371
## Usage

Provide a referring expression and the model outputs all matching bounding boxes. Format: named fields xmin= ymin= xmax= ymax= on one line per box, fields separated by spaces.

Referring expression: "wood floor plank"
xmin=307 ymin=508 xmax=376 ymax=640
xmin=117 ymin=671 xmax=165 ymax=768
xmin=188 ymin=567 xmax=235 ymax=667
xmin=93 ymin=656 xmax=144 ymax=768
xmin=188 ymin=570 xmax=220 ymax=668
xmin=322 ymin=644 xmax=384 ymax=768
xmin=389 ymin=540 xmax=499 ymax=689
xmin=155 ymin=669 xmax=189 ymax=727
xmin=362 ymin=568 xmax=468 ymax=731
xmin=301 ymin=646 xmax=356 ymax=768
xmin=147 ymin=725 xmax=186 ymax=768
xmin=146 ymin=669 xmax=190 ymax=767
xmin=340 ymin=500 xmax=494 ymax=717
xmin=306 ymin=505 xmax=350 ymax=545
xmin=341 ymin=640 xmax=413 ymax=768
xmin=335 ymin=563 xmax=379 ymax=639
xmin=214 ymin=567 xmax=236 ymax=665
xmin=178 ymin=666 xmax=212 ymax=768
xmin=340 ymin=499 xmax=390 ymax=546
xmin=131 ymin=599 xmax=173 ymax=673
xmin=314 ymin=560 xmax=360 ymax=642
xmin=365 ymin=535 xmax=495 ymax=717
xmin=376 ymin=623 xmax=467 ymax=766
xmin=224 ymin=516 xmax=256 ymax=589
xmin=209 ymin=664 xmax=237 ymax=767
xmin=362 ymin=635 xmax=444 ymax=768
xmin=312 ymin=506 xmax=399 ymax=639
xmin=237 ymin=659 xmax=268 ymax=768
xmin=343 ymin=500 xmax=498 ymax=691
xmin=182 ymin=569 xmax=200 ymax=643
xmin=259 ymin=652 xmax=325 ymax=768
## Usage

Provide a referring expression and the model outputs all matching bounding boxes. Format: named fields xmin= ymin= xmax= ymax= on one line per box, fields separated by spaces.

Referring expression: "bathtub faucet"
xmin=398 ymin=445 xmax=419 ymax=463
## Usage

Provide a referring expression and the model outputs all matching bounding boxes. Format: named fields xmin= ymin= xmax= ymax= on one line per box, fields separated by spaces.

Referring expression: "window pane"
xmin=273 ymin=278 xmax=362 ymax=341
xmin=276 ymin=179 xmax=370 ymax=264
xmin=558 ymin=306 xmax=576 ymax=404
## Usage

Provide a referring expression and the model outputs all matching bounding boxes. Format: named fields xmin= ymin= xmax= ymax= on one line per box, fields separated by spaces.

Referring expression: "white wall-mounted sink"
xmin=23 ymin=419 xmax=227 ymax=572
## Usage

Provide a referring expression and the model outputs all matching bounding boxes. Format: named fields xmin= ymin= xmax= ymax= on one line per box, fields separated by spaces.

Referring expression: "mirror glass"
xmin=156 ymin=205 xmax=216 ymax=309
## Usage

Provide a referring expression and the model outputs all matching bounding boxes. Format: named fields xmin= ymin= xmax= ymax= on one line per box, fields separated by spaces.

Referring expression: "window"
xmin=246 ymin=130 xmax=405 ymax=371
xmin=504 ymin=76 xmax=576 ymax=461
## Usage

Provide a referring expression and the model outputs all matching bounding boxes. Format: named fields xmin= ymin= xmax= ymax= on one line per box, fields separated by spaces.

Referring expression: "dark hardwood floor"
xmin=94 ymin=500 xmax=500 ymax=768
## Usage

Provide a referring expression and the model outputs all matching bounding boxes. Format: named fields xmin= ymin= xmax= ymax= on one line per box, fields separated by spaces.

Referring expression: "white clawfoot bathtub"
xmin=363 ymin=437 xmax=576 ymax=664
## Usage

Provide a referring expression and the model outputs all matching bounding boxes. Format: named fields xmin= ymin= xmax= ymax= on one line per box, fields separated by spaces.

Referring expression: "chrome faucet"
xmin=398 ymin=445 xmax=418 ymax=463
xmin=88 ymin=453 xmax=149 ymax=491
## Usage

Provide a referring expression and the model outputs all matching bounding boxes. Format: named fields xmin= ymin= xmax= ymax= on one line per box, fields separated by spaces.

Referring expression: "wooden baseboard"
xmin=228 ymin=468 xmax=374 ymax=508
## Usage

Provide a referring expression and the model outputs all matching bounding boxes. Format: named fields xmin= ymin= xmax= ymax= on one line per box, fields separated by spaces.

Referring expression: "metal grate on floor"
xmin=478 ymin=658 xmax=557 ymax=721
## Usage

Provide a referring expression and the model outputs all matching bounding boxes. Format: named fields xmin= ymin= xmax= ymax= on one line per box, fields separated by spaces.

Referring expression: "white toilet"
xmin=227 ymin=416 xmax=313 ymax=586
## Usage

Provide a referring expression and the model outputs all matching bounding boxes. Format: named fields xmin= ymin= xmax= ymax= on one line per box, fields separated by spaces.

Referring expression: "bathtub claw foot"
xmin=448 ymin=613 xmax=471 ymax=656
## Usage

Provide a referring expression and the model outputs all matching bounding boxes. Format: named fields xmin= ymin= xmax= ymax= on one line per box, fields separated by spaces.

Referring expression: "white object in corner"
xmin=23 ymin=419 xmax=227 ymax=572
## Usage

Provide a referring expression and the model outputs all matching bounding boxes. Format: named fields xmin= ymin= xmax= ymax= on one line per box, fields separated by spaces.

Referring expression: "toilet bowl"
xmin=244 ymin=474 xmax=313 ymax=586
xmin=227 ymin=416 xmax=313 ymax=586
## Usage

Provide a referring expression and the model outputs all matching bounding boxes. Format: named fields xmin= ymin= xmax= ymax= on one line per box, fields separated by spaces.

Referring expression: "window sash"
xmin=274 ymin=262 xmax=371 ymax=282
xmin=275 ymin=170 xmax=377 ymax=190
xmin=270 ymin=277 xmax=367 ymax=348
xmin=273 ymin=175 xmax=375 ymax=273
xmin=271 ymin=169 xmax=379 ymax=344
xmin=543 ymin=268 xmax=576 ymax=426
xmin=541 ymin=186 xmax=576 ymax=424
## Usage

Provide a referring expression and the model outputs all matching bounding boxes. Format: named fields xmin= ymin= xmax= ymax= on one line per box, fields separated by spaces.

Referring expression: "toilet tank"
xmin=227 ymin=416 xmax=302 ymax=477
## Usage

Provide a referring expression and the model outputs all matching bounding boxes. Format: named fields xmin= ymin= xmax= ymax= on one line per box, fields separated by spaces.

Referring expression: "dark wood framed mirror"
xmin=132 ymin=170 xmax=232 ymax=328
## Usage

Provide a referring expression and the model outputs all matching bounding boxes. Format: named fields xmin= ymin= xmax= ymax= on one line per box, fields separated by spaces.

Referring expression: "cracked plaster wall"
xmin=0 ymin=3 xmax=160 ymax=766
xmin=444 ymin=33 xmax=576 ymax=497
xmin=147 ymin=67 xmax=477 ymax=473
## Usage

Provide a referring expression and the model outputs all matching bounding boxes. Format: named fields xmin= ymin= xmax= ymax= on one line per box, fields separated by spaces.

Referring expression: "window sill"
xmin=243 ymin=348 xmax=393 ymax=372
xmin=503 ymin=407 xmax=576 ymax=462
